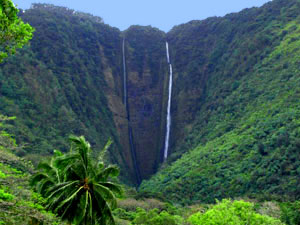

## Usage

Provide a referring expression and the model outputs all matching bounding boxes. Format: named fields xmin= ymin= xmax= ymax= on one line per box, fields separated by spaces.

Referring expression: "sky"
xmin=14 ymin=0 xmax=272 ymax=32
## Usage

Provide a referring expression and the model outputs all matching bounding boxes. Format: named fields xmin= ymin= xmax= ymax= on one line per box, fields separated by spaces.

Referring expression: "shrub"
xmin=0 ymin=189 xmax=14 ymax=201
xmin=0 ymin=170 xmax=6 ymax=178
xmin=118 ymin=198 xmax=149 ymax=211
xmin=279 ymin=201 xmax=300 ymax=225
xmin=188 ymin=199 xmax=284 ymax=225
xmin=133 ymin=207 xmax=184 ymax=225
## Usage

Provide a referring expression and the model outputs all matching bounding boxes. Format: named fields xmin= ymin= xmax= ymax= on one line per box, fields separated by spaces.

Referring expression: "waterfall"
xmin=164 ymin=42 xmax=173 ymax=161
xmin=122 ymin=39 xmax=127 ymax=108
xmin=122 ymin=38 xmax=141 ymax=184
xmin=166 ymin=42 xmax=170 ymax=64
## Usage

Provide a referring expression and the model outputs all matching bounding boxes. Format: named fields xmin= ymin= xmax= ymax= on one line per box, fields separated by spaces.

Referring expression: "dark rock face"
xmin=124 ymin=26 xmax=168 ymax=179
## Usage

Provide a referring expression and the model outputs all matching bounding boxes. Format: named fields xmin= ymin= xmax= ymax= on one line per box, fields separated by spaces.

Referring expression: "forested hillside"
xmin=1 ymin=0 xmax=300 ymax=204
xmin=141 ymin=0 xmax=300 ymax=204
xmin=0 ymin=4 xmax=137 ymax=182
xmin=0 ymin=4 xmax=172 ymax=183
xmin=1 ymin=5 xmax=119 ymax=158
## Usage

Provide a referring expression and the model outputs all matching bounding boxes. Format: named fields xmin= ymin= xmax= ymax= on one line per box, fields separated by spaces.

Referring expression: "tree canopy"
xmin=0 ymin=0 xmax=34 ymax=62
xmin=188 ymin=199 xmax=284 ymax=225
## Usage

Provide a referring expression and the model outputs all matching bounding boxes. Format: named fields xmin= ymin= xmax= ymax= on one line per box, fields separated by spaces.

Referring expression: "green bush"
xmin=133 ymin=207 xmax=184 ymax=225
xmin=0 ymin=169 xmax=6 ymax=178
xmin=0 ymin=188 xmax=14 ymax=201
xmin=114 ymin=208 xmax=136 ymax=221
xmin=279 ymin=201 xmax=300 ymax=225
xmin=188 ymin=199 xmax=284 ymax=225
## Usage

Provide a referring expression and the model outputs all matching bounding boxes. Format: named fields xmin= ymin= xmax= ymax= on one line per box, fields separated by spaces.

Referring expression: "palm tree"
xmin=31 ymin=135 xmax=123 ymax=225
xmin=30 ymin=149 xmax=63 ymax=196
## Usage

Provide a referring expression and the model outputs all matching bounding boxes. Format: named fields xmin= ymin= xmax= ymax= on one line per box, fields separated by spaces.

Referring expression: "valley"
xmin=1 ymin=0 xmax=300 ymax=224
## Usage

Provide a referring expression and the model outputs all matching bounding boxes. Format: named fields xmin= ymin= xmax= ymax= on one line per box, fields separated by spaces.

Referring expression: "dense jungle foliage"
xmin=0 ymin=0 xmax=34 ymax=62
xmin=0 ymin=4 xmax=129 ymax=175
xmin=1 ymin=0 xmax=300 ymax=224
xmin=1 ymin=117 xmax=296 ymax=224
xmin=141 ymin=0 xmax=300 ymax=204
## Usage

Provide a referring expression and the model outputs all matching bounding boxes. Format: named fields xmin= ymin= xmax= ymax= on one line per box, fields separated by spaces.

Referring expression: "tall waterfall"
xmin=122 ymin=39 xmax=127 ymax=108
xmin=122 ymin=38 xmax=141 ymax=184
xmin=164 ymin=42 xmax=173 ymax=160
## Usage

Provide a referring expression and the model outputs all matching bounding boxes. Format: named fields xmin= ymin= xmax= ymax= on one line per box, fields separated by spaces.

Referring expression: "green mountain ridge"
xmin=0 ymin=0 xmax=299 ymax=205
xmin=141 ymin=0 xmax=300 ymax=203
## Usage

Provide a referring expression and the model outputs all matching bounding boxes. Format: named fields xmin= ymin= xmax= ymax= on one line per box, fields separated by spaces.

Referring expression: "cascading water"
xmin=122 ymin=39 xmax=127 ymax=108
xmin=122 ymin=38 xmax=141 ymax=184
xmin=163 ymin=42 xmax=173 ymax=161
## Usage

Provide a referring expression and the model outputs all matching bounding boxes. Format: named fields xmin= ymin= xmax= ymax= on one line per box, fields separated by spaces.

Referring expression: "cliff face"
xmin=124 ymin=26 xmax=167 ymax=179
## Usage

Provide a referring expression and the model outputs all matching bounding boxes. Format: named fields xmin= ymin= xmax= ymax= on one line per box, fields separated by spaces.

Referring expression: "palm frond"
xmin=37 ymin=162 xmax=54 ymax=172
xmin=54 ymin=153 xmax=79 ymax=170
xmin=69 ymin=135 xmax=92 ymax=176
xmin=60 ymin=197 xmax=76 ymax=220
xmin=88 ymin=192 xmax=93 ymax=223
xmin=98 ymin=182 xmax=123 ymax=197
xmin=74 ymin=190 xmax=90 ymax=225
xmin=30 ymin=173 xmax=49 ymax=187
xmin=53 ymin=149 xmax=63 ymax=157
xmin=94 ymin=183 xmax=117 ymax=209
xmin=97 ymin=201 xmax=116 ymax=225
xmin=63 ymin=163 xmax=85 ymax=181
xmin=93 ymin=189 xmax=116 ymax=225
xmin=36 ymin=179 xmax=54 ymax=196
xmin=46 ymin=180 xmax=79 ymax=201
xmin=47 ymin=187 xmax=70 ymax=211
xmin=95 ymin=165 xmax=120 ymax=182
xmin=98 ymin=138 xmax=112 ymax=162
xmin=56 ymin=186 xmax=84 ymax=212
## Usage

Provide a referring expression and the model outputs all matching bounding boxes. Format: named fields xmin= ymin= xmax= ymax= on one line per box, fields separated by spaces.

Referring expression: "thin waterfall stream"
xmin=122 ymin=39 xmax=127 ymax=109
xmin=164 ymin=42 xmax=173 ymax=161
xmin=122 ymin=38 xmax=141 ymax=184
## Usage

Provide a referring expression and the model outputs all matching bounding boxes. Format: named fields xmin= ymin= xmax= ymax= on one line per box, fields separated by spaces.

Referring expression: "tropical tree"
xmin=30 ymin=149 xmax=63 ymax=196
xmin=31 ymin=135 xmax=123 ymax=225
xmin=188 ymin=199 xmax=284 ymax=225
xmin=0 ymin=0 xmax=34 ymax=62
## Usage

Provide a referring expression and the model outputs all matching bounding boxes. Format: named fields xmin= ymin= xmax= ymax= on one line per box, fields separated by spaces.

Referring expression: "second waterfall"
xmin=122 ymin=38 xmax=141 ymax=184
xmin=164 ymin=42 xmax=173 ymax=161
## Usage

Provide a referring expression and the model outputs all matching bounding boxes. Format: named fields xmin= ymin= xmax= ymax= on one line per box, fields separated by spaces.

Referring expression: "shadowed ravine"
xmin=122 ymin=38 xmax=142 ymax=184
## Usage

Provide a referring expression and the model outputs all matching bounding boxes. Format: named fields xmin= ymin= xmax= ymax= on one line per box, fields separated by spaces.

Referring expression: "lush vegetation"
xmin=113 ymin=194 xmax=300 ymax=225
xmin=141 ymin=0 xmax=300 ymax=204
xmin=0 ymin=0 xmax=33 ymax=62
xmin=0 ymin=115 xmax=64 ymax=224
xmin=0 ymin=3 xmax=136 ymax=182
xmin=1 ymin=0 xmax=300 ymax=224
xmin=188 ymin=199 xmax=283 ymax=225
xmin=31 ymin=135 xmax=123 ymax=224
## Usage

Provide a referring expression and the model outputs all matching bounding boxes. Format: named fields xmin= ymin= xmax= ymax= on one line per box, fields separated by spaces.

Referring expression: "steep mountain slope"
xmin=0 ymin=4 xmax=170 ymax=183
xmin=1 ymin=0 xmax=300 ymax=197
xmin=0 ymin=4 xmax=133 ymax=180
xmin=141 ymin=0 xmax=300 ymax=203
xmin=0 ymin=117 xmax=64 ymax=224
xmin=0 ymin=6 xmax=120 ymax=163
